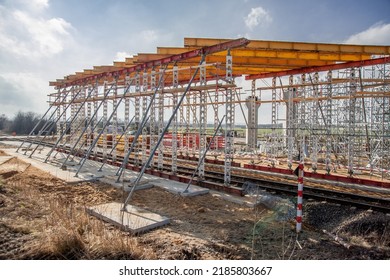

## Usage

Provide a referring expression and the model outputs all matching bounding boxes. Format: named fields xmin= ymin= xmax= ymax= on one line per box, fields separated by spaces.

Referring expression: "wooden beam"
xmin=185 ymin=37 xmax=390 ymax=55
xmin=138 ymin=52 xmax=337 ymax=68
xmin=158 ymin=46 xmax=371 ymax=62
xmin=54 ymin=38 xmax=250 ymax=88
xmin=246 ymin=56 xmax=390 ymax=80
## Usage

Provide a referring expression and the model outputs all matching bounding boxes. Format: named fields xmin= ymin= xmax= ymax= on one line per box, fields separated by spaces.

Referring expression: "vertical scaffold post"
xmin=185 ymin=92 xmax=191 ymax=157
xmin=300 ymin=74 xmax=306 ymax=132
xmin=124 ymin=75 xmax=130 ymax=153
xmin=86 ymin=85 xmax=92 ymax=149
xmin=179 ymin=86 xmax=185 ymax=154
xmin=198 ymin=61 xmax=207 ymax=180
xmin=61 ymin=88 xmax=67 ymax=145
xmin=271 ymin=77 xmax=277 ymax=167
xmin=192 ymin=93 xmax=197 ymax=156
xmin=102 ymin=81 xmax=108 ymax=160
xmin=325 ymin=71 xmax=333 ymax=174
xmin=79 ymin=86 xmax=86 ymax=145
xmin=157 ymin=69 xmax=164 ymax=170
xmin=112 ymin=78 xmax=118 ymax=163
xmin=172 ymin=66 xmax=179 ymax=174
xmin=55 ymin=89 xmax=61 ymax=140
xmin=179 ymin=86 xmax=186 ymax=155
xmin=71 ymin=85 xmax=84 ymax=154
xmin=246 ymin=79 xmax=258 ymax=152
xmin=149 ymin=70 xmax=156 ymax=167
xmin=287 ymin=75 xmax=294 ymax=170
xmin=224 ymin=49 xmax=234 ymax=186
xmin=298 ymin=74 xmax=306 ymax=164
xmin=134 ymin=72 xmax=141 ymax=166
xmin=142 ymin=73 xmax=148 ymax=165
xmin=296 ymin=141 xmax=304 ymax=233
xmin=214 ymin=86 xmax=219 ymax=138
xmin=348 ymin=67 xmax=357 ymax=176
xmin=311 ymin=72 xmax=319 ymax=173
xmin=93 ymin=80 xmax=99 ymax=156
xmin=70 ymin=86 xmax=76 ymax=147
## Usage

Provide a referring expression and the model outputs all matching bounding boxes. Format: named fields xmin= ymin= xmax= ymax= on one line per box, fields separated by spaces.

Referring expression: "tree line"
xmin=0 ymin=112 xmax=55 ymax=135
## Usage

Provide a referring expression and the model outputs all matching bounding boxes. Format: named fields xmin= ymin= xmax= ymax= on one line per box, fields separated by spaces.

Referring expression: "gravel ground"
xmin=1 ymin=147 xmax=390 ymax=260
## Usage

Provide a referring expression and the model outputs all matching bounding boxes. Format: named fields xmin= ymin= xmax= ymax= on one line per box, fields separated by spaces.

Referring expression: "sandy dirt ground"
xmin=0 ymin=146 xmax=389 ymax=260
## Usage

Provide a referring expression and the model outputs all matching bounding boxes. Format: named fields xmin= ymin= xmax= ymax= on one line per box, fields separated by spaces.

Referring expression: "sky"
xmin=0 ymin=0 xmax=390 ymax=120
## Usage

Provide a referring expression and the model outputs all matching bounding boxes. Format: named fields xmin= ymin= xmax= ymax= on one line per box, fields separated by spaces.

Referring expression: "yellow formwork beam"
xmin=138 ymin=52 xmax=336 ymax=68
xmin=134 ymin=53 xmax=169 ymax=63
xmin=125 ymin=57 xmax=136 ymax=65
xmin=218 ymin=49 xmax=371 ymax=61
xmin=157 ymin=47 xmax=197 ymax=55
xmin=93 ymin=65 xmax=121 ymax=72
xmin=113 ymin=61 xmax=128 ymax=67
xmin=158 ymin=46 xmax=372 ymax=61
xmin=184 ymin=37 xmax=390 ymax=55
xmin=51 ymin=37 xmax=390 ymax=88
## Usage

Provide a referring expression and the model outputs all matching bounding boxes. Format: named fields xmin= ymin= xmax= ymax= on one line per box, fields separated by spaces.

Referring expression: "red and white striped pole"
xmin=296 ymin=162 xmax=304 ymax=233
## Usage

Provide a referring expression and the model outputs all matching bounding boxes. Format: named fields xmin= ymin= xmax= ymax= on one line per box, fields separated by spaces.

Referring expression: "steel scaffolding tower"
xmin=20 ymin=37 xmax=390 ymax=198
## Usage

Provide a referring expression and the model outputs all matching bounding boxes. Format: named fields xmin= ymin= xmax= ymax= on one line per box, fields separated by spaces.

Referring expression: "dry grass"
xmin=1 ymin=167 xmax=156 ymax=260
xmin=2 ymin=151 xmax=390 ymax=260
xmin=29 ymin=201 xmax=153 ymax=259
xmin=21 ymin=198 xmax=157 ymax=259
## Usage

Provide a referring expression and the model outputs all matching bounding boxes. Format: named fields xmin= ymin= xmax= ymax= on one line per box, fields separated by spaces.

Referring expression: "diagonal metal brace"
xmin=121 ymin=55 xmax=206 ymax=210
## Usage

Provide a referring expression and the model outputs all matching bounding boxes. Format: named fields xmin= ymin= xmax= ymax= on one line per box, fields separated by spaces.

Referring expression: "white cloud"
xmin=244 ymin=6 xmax=272 ymax=30
xmin=344 ymin=22 xmax=390 ymax=45
xmin=0 ymin=3 xmax=73 ymax=59
xmin=114 ymin=51 xmax=133 ymax=61
xmin=17 ymin=0 xmax=49 ymax=13
xmin=0 ymin=72 xmax=47 ymax=116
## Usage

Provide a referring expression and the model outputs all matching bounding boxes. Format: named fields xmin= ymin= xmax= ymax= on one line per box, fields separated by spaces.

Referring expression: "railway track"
xmin=8 ymin=138 xmax=390 ymax=213
xmin=164 ymin=160 xmax=390 ymax=213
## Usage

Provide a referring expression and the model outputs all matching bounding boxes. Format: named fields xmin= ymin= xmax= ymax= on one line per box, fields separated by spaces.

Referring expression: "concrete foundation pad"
xmin=126 ymin=183 xmax=154 ymax=192
xmin=0 ymin=143 xmax=209 ymax=196
xmin=98 ymin=176 xmax=154 ymax=191
xmin=210 ymin=190 xmax=257 ymax=207
xmin=95 ymin=170 xmax=153 ymax=190
xmin=0 ymin=156 xmax=15 ymax=165
xmin=54 ymin=158 xmax=79 ymax=167
xmin=87 ymin=202 xmax=170 ymax=234
xmin=94 ymin=167 xmax=209 ymax=196
xmin=1 ymin=148 xmax=97 ymax=183
xmin=151 ymin=179 xmax=209 ymax=196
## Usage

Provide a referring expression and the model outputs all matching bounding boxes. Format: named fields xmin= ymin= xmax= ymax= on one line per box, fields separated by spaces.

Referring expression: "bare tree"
xmin=0 ymin=114 xmax=10 ymax=131
xmin=9 ymin=111 xmax=56 ymax=135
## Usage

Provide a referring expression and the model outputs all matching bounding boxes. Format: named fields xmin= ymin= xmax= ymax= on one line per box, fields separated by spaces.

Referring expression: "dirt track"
xmin=0 ymin=147 xmax=389 ymax=259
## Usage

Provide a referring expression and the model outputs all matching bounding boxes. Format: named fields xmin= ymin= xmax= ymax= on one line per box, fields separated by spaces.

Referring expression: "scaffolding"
xmin=254 ymin=58 xmax=390 ymax=180
xmin=18 ymin=37 xmax=390 ymax=195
